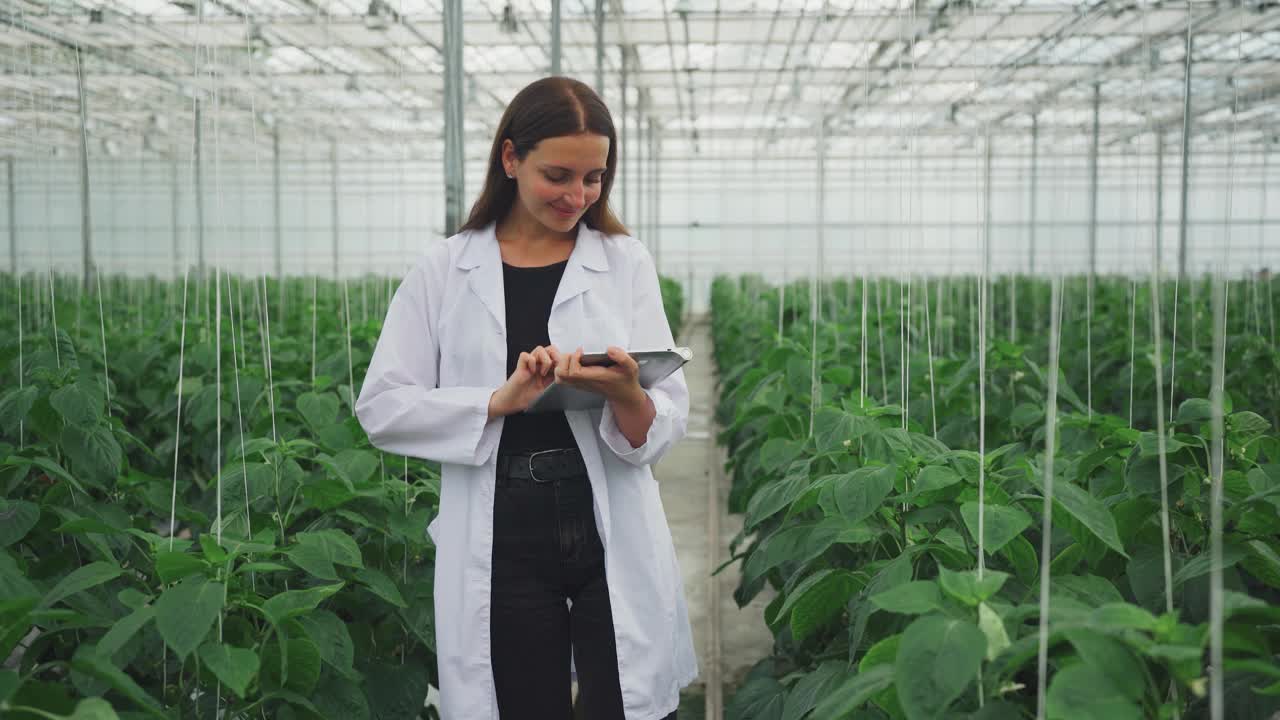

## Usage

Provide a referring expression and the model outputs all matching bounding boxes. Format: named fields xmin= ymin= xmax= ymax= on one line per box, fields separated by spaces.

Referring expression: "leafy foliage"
xmin=712 ymin=274 xmax=1280 ymax=720
xmin=0 ymin=273 xmax=442 ymax=719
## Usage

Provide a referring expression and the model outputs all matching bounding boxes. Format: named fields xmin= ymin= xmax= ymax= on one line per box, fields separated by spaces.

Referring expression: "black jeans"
xmin=490 ymin=469 xmax=678 ymax=720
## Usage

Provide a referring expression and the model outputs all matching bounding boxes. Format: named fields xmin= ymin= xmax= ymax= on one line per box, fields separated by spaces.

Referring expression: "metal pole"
xmin=1029 ymin=113 xmax=1039 ymax=275
xmin=651 ymin=118 xmax=661 ymax=271
xmin=983 ymin=131 xmax=993 ymax=278
xmin=1177 ymin=26 xmax=1194 ymax=278
xmin=813 ymin=112 xmax=826 ymax=428
xmin=74 ymin=47 xmax=93 ymax=289
xmin=1155 ymin=131 xmax=1165 ymax=273
xmin=594 ymin=0 xmax=604 ymax=96
xmin=7 ymin=158 xmax=16 ymax=274
xmin=273 ymin=127 xmax=283 ymax=283
xmin=194 ymin=98 xmax=206 ymax=278
xmin=443 ymin=0 xmax=464 ymax=235
xmin=170 ymin=153 xmax=179 ymax=277
xmin=1088 ymin=81 xmax=1100 ymax=278
xmin=636 ymin=104 xmax=645 ymax=241
xmin=551 ymin=0 xmax=561 ymax=76
xmin=330 ymin=139 xmax=340 ymax=280
xmin=620 ymin=49 xmax=629 ymax=222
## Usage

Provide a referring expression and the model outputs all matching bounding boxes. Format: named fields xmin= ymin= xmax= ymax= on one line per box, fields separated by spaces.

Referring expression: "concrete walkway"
xmin=655 ymin=314 xmax=776 ymax=719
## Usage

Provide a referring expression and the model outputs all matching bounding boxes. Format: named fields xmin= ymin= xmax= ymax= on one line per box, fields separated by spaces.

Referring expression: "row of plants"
xmin=661 ymin=276 xmax=686 ymax=342
xmin=1 ymin=273 xmax=442 ymax=719
xmin=0 ymin=264 xmax=687 ymax=720
xmin=712 ymin=274 xmax=1280 ymax=719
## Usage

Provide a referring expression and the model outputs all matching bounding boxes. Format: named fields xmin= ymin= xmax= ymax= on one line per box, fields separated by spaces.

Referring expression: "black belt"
xmin=496 ymin=447 xmax=588 ymax=483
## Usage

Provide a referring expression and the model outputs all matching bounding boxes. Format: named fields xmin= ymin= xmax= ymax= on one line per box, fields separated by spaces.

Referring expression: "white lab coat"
xmin=355 ymin=220 xmax=698 ymax=720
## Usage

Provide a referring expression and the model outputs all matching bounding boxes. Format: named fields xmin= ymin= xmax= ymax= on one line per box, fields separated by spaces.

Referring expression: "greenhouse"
xmin=1 ymin=0 xmax=1278 ymax=718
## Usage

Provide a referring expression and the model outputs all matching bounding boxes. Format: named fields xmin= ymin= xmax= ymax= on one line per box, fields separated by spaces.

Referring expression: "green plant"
xmin=0 ymin=273 xmax=440 ymax=719
xmin=712 ymin=274 xmax=1280 ymax=720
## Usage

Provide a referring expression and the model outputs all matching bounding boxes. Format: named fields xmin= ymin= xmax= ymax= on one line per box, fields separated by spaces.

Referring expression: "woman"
xmin=356 ymin=77 xmax=696 ymax=720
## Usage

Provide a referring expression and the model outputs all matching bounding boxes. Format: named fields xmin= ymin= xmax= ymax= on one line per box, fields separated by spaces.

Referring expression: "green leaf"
xmin=813 ymin=408 xmax=877 ymax=454
xmin=977 ymin=602 xmax=1010 ymax=661
xmin=297 ymin=610 xmax=356 ymax=679
xmin=236 ymin=562 xmax=292 ymax=575
xmin=199 ymin=535 xmax=229 ymax=565
xmin=895 ymin=615 xmax=986 ymax=720
xmin=1125 ymin=457 xmax=1188 ymax=497
xmin=1053 ymin=575 xmax=1125 ymax=607
xmin=858 ymin=634 xmax=904 ymax=714
xmin=354 ymin=567 xmax=408 ymax=608
xmin=790 ymin=569 xmax=860 ymax=644
xmin=155 ymin=575 xmax=224 ymax=660
xmin=745 ymin=470 xmax=809 ymax=531
xmin=286 ymin=529 xmax=363 ymax=581
xmin=760 ymin=437 xmax=805 ymax=474
xmin=779 ymin=661 xmax=846 ymax=720
xmin=1228 ymin=411 xmax=1270 ymax=440
xmin=1088 ymin=603 xmax=1158 ymax=632
xmin=960 ymin=502 xmax=1032 ymax=554
xmin=871 ymin=580 xmax=942 ymax=615
xmin=820 ymin=464 xmax=897 ymax=523
xmin=1172 ymin=544 xmax=1246 ymax=589
xmin=0 ymin=386 xmax=38 ymax=434
xmin=95 ymin=604 xmax=155 ymax=663
xmin=0 ymin=500 xmax=40 ymax=547
xmin=50 ymin=383 xmax=102 ymax=426
xmin=1046 ymin=662 xmax=1141 ymax=720
xmin=1137 ymin=431 xmax=1187 ymax=457
xmin=1176 ymin=398 xmax=1211 ymax=425
xmin=330 ymin=449 xmax=379 ymax=486
xmin=40 ymin=561 xmax=122 ymax=609
xmin=262 ymin=635 xmax=322 ymax=696
xmin=64 ymin=697 xmax=121 ymax=720
xmin=939 ymin=567 xmax=1009 ymax=606
xmin=1028 ymin=474 xmax=1127 ymax=557
xmin=69 ymin=644 xmax=166 ymax=719
xmin=262 ymin=583 xmax=344 ymax=626
xmin=810 ymin=665 xmax=893 ymax=720
xmin=1063 ymin=629 xmax=1145 ymax=701
xmin=154 ymin=550 xmax=208 ymax=584
xmin=911 ymin=465 xmax=962 ymax=497
xmin=60 ymin=425 xmax=123 ymax=485
xmin=313 ymin=676 xmax=371 ymax=720
xmin=198 ymin=642 xmax=259 ymax=699
xmin=1241 ymin=539 xmax=1280 ymax=589
xmin=297 ymin=392 xmax=340 ymax=430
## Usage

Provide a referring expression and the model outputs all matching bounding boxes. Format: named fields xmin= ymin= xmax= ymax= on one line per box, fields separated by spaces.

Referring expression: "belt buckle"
xmin=527 ymin=449 xmax=561 ymax=484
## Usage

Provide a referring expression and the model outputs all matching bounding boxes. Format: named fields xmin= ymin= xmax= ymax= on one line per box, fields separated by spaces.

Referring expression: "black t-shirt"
xmin=495 ymin=259 xmax=580 ymax=455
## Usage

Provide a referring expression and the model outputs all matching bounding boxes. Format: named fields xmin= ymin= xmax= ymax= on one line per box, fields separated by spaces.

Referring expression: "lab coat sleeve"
xmin=356 ymin=257 xmax=503 ymax=467
xmin=598 ymin=240 xmax=690 ymax=468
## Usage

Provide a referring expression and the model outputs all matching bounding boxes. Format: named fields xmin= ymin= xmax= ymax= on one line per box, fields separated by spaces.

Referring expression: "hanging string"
xmin=1036 ymin=275 xmax=1063 ymax=720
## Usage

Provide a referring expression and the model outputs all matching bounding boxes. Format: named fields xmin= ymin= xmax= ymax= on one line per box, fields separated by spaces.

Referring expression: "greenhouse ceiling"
xmin=1 ymin=0 xmax=1279 ymax=160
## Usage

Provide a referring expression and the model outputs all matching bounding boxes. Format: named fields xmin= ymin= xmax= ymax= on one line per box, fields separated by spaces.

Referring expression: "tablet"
xmin=524 ymin=347 xmax=693 ymax=413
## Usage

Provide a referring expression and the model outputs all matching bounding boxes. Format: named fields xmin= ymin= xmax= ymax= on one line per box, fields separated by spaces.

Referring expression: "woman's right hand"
xmin=489 ymin=345 xmax=561 ymax=418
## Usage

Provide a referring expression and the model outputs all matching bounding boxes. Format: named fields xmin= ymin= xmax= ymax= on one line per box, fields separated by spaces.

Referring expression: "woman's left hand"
xmin=553 ymin=346 xmax=645 ymax=404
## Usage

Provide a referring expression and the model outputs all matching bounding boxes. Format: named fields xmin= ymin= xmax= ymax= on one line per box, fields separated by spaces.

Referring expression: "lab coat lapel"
xmin=550 ymin=222 xmax=607 ymax=314
xmin=457 ymin=224 xmax=507 ymax=386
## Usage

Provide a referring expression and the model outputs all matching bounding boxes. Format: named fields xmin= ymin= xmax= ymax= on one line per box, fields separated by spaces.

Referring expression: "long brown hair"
xmin=459 ymin=77 xmax=628 ymax=237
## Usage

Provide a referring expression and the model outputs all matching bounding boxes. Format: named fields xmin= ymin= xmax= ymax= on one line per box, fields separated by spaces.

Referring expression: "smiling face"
xmin=502 ymin=132 xmax=611 ymax=235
